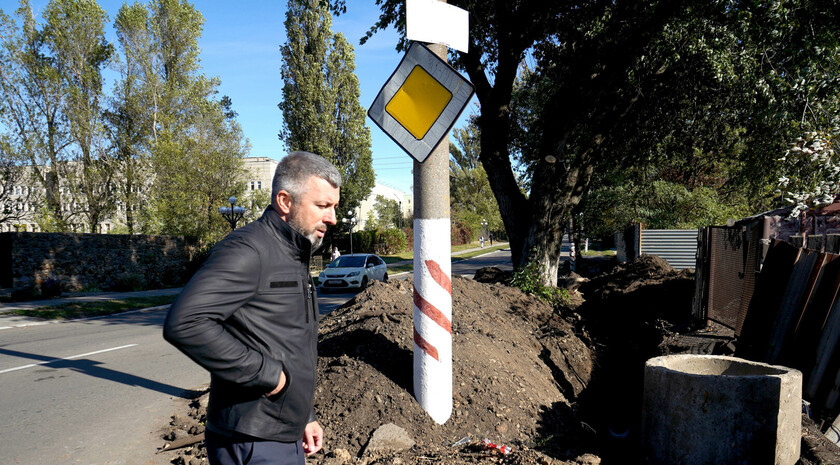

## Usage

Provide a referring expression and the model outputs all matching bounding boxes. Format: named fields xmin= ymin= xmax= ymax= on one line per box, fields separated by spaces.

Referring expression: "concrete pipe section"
xmin=641 ymin=354 xmax=801 ymax=465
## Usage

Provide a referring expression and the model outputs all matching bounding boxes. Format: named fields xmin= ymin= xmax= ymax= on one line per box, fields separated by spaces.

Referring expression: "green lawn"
xmin=5 ymin=295 xmax=177 ymax=320
xmin=378 ymin=242 xmax=509 ymax=274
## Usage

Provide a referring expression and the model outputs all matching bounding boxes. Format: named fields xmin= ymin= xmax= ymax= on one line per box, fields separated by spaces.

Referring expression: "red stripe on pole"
xmin=425 ymin=259 xmax=452 ymax=295
xmin=414 ymin=328 xmax=439 ymax=361
xmin=414 ymin=289 xmax=452 ymax=333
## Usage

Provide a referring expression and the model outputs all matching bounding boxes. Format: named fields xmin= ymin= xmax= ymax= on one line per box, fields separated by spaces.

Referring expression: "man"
xmin=164 ymin=151 xmax=341 ymax=465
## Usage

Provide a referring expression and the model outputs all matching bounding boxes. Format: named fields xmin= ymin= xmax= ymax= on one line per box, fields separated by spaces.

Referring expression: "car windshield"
xmin=328 ymin=256 xmax=366 ymax=268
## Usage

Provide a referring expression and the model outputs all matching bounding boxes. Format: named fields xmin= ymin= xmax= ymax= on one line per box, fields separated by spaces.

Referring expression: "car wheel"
xmin=360 ymin=276 xmax=369 ymax=290
xmin=383 ymin=272 xmax=389 ymax=282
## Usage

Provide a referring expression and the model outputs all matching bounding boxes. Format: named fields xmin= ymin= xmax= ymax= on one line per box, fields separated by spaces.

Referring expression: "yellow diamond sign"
xmin=369 ymin=42 xmax=474 ymax=163
xmin=386 ymin=66 xmax=453 ymax=139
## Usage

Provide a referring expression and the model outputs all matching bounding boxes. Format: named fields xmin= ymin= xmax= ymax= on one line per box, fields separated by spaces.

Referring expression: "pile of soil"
xmin=156 ymin=255 xmax=840 ymax=465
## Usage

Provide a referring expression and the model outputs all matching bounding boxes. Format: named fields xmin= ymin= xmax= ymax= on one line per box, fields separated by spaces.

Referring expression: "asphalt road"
xmin=0 ymin=248 xmax=513 ymax=464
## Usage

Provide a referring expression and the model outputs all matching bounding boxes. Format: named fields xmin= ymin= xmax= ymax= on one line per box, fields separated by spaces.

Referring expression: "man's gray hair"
xmin=271 ymin=151 xmax=342 ymax=200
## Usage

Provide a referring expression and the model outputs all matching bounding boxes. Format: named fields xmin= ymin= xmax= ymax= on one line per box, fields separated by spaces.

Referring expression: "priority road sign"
xmin=368 ymin=42 xmax=475 ymax=163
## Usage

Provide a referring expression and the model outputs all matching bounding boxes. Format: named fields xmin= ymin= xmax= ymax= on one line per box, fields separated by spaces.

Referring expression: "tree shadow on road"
xmin=0 ymin=347 xmax=203 ymax=399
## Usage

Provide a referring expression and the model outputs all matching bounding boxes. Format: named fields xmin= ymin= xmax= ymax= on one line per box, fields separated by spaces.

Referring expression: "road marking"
xmin=0 ymin=344 xmax=138 ymax=374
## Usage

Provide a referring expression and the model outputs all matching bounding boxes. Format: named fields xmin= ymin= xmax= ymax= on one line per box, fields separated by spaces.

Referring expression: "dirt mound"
xmin=157 ymin=276 xmax=598 ymax=464
xmin=156 ymin=255 xmax=838 ymax=465
xmin=315 ymin=277 xmax=595 ymax=463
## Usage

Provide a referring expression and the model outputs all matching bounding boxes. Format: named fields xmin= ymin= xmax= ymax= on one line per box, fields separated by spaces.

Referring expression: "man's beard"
xmin=287 ymin=213 xmax=324 ymax=252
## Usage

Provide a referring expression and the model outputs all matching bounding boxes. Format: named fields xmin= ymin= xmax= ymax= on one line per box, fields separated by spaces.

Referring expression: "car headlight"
xmin=318 ymin=272 xmax=325 ymax=279
xmin=347 ymin=270 xmax=361 ymax=276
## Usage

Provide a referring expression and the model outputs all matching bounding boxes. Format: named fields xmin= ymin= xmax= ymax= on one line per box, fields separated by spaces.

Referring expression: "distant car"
xmin=318 ymin=253 xmax=388 ymax=292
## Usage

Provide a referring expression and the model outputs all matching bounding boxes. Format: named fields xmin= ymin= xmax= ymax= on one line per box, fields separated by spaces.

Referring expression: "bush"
xmin=378 ymin=228 xmax=408 ymax=254
xmin=353 ymin=230 xmax=377 ymax=253
xmin=40 ymin=277 xmax=63 ymax=298
xmin=510 ymin=260 xmax=571 ymax=308
xmin=451 ymin=221 xmax=472 ymax=245
xmin=113 ymin=272 xmax=147 ymax=292
xmin=11 ymin=283 xmax=38 ymax=301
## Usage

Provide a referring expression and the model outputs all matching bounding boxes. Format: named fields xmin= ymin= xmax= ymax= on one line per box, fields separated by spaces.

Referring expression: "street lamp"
xmin=218 ymin=196 xmax=246 ymax=231
xmin=342 ymin=210 xmax=358 ymax=254
xmin=480 ymin=219 xmax=488 ymax=247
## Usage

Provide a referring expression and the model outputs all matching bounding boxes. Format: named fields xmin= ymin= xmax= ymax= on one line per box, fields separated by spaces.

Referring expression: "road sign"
xmin=406 ymin=0 xmax=469 ymax=53
xmin=368 ymin=42 xmax=475 ymax=163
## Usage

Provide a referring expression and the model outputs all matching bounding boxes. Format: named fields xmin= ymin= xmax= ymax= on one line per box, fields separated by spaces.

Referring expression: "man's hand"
xmin=265 ymin=371 xmax=287 ymax=397
xmin=302 ymin=421 xmax=323 ymax=456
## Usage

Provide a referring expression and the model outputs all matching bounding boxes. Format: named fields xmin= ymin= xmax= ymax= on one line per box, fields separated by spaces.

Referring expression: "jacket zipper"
xmin=305 ymin=282 xmax=311 ymax=323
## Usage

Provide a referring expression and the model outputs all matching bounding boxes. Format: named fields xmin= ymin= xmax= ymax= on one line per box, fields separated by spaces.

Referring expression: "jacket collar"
xmin=262 ymin=206 xmax=312 ymax=260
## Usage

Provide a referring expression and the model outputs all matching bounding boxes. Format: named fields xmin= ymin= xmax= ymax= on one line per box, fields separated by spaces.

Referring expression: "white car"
xmin=318 ymin=253 xmax=388 ymax=292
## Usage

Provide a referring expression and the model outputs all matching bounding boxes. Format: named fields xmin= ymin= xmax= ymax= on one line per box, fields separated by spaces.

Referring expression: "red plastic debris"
xmin=482 ymin=438 xmax=512 ymax=455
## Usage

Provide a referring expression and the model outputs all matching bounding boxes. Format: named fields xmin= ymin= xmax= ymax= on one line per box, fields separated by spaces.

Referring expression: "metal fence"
xmin=639 ymin=229 xmax=699 ymax=270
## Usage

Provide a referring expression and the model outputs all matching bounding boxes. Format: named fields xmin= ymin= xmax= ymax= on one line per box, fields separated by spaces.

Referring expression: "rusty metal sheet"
xmin=807 ymin=294 xmax=840 ymax=402
xmin=736 ymin=240 xmax=801 ymax=362
xmin=787 ymin=254 xmax=840 ymax=377
xmin=766 ymin=248 xmax=820 ymax=364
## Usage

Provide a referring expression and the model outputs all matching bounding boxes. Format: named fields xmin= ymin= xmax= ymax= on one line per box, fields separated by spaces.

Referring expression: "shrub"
xmin=113 ymin=272 xmax=147 ymax=292
xmin=510 ymin=259 xmax=571 ymax=308
xmin=378 ymin=228 xmax=408 ymax=254
xmin=40 ymin=277 xmax=63 ymax=298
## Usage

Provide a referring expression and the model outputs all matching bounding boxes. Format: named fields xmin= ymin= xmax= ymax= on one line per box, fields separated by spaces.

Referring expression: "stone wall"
xmin=0 ymin=232 xmax=191 ymax=291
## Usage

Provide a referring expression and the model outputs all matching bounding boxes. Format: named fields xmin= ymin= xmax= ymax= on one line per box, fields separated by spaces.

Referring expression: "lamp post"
xmin=480 ymin=219 xmax=488 ymax=247
xmin=342 ymin=210 xmax=358 ymax=254
xmin=218 ymin=196 xmax=246 ymax=231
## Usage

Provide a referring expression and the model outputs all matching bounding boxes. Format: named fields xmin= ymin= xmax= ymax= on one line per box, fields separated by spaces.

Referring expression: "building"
xmin=243 ymin=156 xmax=277 ymax=194
xmin=1 ymin=157 xmax=413 ymax=233
xmin=355 ymin=182 xmax=412 ymax=230
xmin=0 ymin=156 xmax=280 ymax=234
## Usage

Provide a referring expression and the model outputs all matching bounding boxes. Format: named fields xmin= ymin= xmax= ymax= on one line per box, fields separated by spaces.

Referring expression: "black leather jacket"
xmin=163 ymin=207 xmax=319 ymax=442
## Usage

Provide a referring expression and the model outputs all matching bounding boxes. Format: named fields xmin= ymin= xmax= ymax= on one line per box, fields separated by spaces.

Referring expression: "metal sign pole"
xmin=412 ymin=41 xmax=453 ymax=425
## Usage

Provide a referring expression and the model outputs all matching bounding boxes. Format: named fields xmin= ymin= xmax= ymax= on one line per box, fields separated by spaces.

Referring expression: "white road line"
xmin=0 ymin=344 xmax=138 ymax=374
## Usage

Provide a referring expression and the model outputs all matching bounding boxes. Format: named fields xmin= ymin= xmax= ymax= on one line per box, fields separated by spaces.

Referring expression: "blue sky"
xmin=22 ymin=0 xmax=476 ymax=195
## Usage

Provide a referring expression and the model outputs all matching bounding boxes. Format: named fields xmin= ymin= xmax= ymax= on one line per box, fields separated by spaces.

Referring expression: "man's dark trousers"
xmin=206 ymin=430 xmax=305 ymax=465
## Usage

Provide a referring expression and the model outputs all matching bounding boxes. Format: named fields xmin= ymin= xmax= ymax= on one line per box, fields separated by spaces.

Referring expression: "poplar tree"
xmin=279 ymin=0 xmax=374 ymax=217
xmin=43 ymin=0 xmax=114 ymax=233
xmin=111 ymin=0 xmax=248 ymax=243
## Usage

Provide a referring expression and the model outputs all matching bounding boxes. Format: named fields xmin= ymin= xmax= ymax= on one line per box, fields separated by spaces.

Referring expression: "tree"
xmin=449 ymin=120 xmax=503 ymax=240
xmin=108 ymin=1 xmax=156 ymax=234
xmin=372 ymin=194 xmax=400 ymax=229
xmin=0 ymin=1 xmax=74 ymax=230
xmin=345 ymin=0 xmax=840 ymax=286
xmin=279 ymin=0 xmax=374 ymax=223
xmin=0 ymin=136 xmax=34 ymax=225
xmin=150 ymin=99 xmax=249 ymax=243
xmin=42 ymin=0 xmax=115 ymax=233
xmin=135 ymin=0 xmax=249 ymax=244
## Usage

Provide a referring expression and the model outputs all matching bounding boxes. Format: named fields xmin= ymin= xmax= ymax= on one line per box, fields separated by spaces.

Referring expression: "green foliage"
xmin=279 ymin=0 xmax=374 ymax=218
xmin=449 ymin=121 xmax=503 ymax=240
xmin=112 ymin=271 xmax=146 ymax=291
xmin=372 ymin=194 xmax=401 ymax=229
xmin=352 ymin=229 xmax=376 ymax=254
xmin=358 ymin=0 xmax=840 ymax=288
xmin=377 ymin=227 xmax=407 ymax=254
xmin=582 ymin=180 xmax=751 ymax=238
xmin=511 ymin=260 xmax=571 ymax=308
xmin=778 ymin=130 xmax=840 ymax=217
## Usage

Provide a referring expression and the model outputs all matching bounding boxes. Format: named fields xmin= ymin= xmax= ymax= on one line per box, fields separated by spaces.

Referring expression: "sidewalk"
xmin=0 ymin=288 xmax=183 ymax=329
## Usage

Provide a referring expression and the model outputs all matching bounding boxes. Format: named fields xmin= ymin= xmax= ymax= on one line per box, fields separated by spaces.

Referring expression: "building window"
xmin=258 ymin=181 xmax=262 ymax=190
xmin=250 ymin=181 xmax=255 ymax=190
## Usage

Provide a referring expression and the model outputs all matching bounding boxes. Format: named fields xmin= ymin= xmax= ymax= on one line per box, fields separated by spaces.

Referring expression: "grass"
xmin=5 ymin=295 xmax=178 ymax=320
xmin=581 ymin=249 xmax=617 ymax=257
xmin=379 ymin=242 xmax=510 ymax=274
